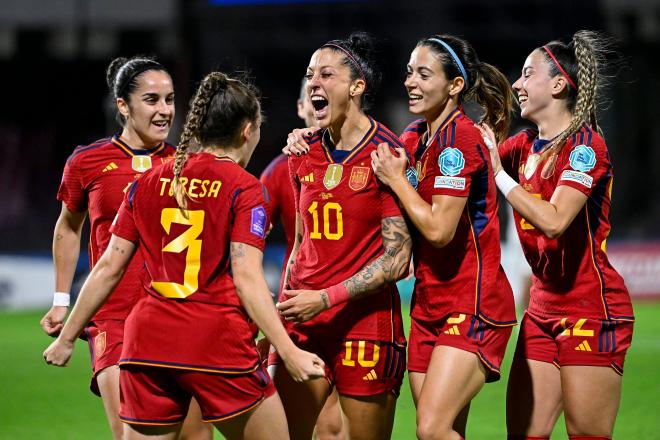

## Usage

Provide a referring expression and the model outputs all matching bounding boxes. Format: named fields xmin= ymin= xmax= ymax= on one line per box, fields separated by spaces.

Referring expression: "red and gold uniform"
xmin=260 ymin=154 xmax=296 ymax=291
xmin=110 ymin=152 xmax=274 ymax=424
xmin=400 ymin=109 xmax=516 ymax=381
xmin=499 ymin=125 xmax=634 ymax=373
xmin=57 ymin=135 xmax=175 ymax=393
xmin=282 ymin=117 xmax=407 ymax=396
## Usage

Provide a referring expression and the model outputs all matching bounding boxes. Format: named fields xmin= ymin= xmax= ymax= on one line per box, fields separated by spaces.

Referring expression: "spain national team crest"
xmin=132 ymin=155 xmax=152 ymax=172
xmin=349 ymin=166 xmax=370 ymax=191
xmin=323 ymin=164 xmax=343 ymax=190
xmin=95 ymin=331 xmax=106 ymax=358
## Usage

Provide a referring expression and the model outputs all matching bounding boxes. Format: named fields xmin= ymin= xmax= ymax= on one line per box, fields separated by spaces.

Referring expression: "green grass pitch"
xmin=1 ymin=303 xmax=658 ymax=438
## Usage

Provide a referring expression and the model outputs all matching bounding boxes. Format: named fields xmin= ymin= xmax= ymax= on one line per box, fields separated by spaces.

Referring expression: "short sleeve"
xmin=431 ymin=129 xmax=485 ymax=197
xmin=260 ymin=158 xmax=283 ymax=224
xmin=230 ymin=179 xmax=270 ymax=251
xmin=110 ymin=183 xmax=139 ymax=243
xmin=557 ymin=137 xmax=609 ymax=197
xmin=57 ymin=157 xmax=87 ymax=212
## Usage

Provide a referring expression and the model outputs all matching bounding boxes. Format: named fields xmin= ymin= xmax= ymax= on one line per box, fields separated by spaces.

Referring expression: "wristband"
xmin=53 ymin=292 xmax=70 ymax=307
xmin=494 ymin=170 xmax=519 ymax=198
xmin=325 ymin=283 xmax=349 ymax=307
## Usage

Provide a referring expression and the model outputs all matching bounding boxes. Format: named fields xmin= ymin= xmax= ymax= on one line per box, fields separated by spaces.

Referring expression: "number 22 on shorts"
xmin=151 ymin=208 xmax=205 ymax=299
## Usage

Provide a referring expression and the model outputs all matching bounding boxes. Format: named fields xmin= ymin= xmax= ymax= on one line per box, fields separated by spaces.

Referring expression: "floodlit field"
xmin=2 ymin=303 xmax=658 ymax=439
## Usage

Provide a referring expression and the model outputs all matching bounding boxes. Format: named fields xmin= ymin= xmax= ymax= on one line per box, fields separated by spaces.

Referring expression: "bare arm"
xmin=277 ymin=215 xmax=412 ymax=322
xmin=43 ymin=235 xmax=136 ymax=366
xmin=479 ymin=123 xmax=588 ymax=239
xmin=40 ymin=203 xmax=87 ymax=336
xmin=281 ymin=211 xmax=303 ymax=290
xmin=231 ymin=242 xmax=324 ymax=381
xmin=504 ymin=185 xmax=587 ymax=239
xmin=372 ymin=144 xmax=466 ymax=248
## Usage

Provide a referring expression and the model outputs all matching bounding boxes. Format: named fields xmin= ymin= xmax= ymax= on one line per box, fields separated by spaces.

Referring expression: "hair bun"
xmin=106 ymin=57 xmax=129 ymax=93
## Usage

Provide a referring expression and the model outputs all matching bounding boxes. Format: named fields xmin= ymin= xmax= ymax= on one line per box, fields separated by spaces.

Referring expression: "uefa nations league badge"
xmin=406 ymin=166 xmax=419 ymax=189
xmin=438 ymin=148 xmax=465 ymax=177
xmin=569 ymin=145 xmax=596 ymax=172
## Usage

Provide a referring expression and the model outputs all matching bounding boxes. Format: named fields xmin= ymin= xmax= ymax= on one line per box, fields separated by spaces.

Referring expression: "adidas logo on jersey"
xmin=363 ymin=369 xmax=378 ymax=381
xmin=444 ymin=325 xmax=460 ymax=335
xmin=103 ymin=162 xmax=119 ymax=172
xmin=301 ymin=172 xmax=315 ymax=183
xmin=575 ymin=340 xmax=592 ymax=352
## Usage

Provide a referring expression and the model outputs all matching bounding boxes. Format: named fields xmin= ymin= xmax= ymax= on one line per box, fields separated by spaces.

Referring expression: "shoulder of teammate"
xmin=399 ymin=118 xmax=426 ymax=158
xmin=260 ymin=153 xmax=288 ymax=183
xmin=374 ymin=120 xmax=407 ymax=155
xmin=499 ymin=127 xmax=538 ymax=155
xmin=64 ymin=136 xmax=114 ymax=168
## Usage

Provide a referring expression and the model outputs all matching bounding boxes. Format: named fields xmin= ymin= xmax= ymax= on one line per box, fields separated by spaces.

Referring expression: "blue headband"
xmin=428 ymin=38 xmax=469 ymax=89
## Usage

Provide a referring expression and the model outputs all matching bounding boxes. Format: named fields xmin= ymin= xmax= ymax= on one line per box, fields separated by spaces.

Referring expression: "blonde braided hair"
xmin=172 ymin=72 xmax=228 ymax=210
xmin=543 ymin=30 xmax=603 ymax=159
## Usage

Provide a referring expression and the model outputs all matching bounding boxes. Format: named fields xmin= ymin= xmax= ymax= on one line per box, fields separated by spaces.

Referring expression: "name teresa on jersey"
xmin=158 ymin=177 xmax=222 ymax=198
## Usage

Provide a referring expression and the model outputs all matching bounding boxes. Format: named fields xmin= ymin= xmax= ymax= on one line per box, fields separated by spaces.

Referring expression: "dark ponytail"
xmin=420 ymin=35 xmax=515 ymax=143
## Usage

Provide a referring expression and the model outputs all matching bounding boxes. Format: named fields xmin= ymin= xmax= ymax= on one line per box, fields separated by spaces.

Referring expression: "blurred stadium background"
xmin=1 ymin=0 xmax=659 ymax=438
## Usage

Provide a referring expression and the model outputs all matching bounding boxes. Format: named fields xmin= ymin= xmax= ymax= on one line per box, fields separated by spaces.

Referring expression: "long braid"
xmin=172 ymin=72 xmax=227 ymax=210
xmin=546 ymin=31 xmax=600 ymax=155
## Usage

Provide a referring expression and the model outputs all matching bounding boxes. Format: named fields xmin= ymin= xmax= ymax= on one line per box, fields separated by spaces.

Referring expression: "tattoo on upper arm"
xmin=343 ymin=216 xmax=412 ymax=300
xmin=230 ymin=242 xmax=246 ymax=260
xmin=112 ymin=245 xmax=125 ymax=254
xmin=55 ymin=233 xmax=64 ymax=241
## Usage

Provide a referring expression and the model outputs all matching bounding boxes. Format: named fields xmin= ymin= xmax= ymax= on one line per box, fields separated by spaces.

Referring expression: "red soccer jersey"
xmin=111 ymin=152 xmax=270 ymax=373
xmin=260 ymin=154 xmax=296 ymax=288
xmin=400 ymin=109 xmax=516 ymax=327
xmin=57 ymin=136 xmax=175 ymax=321
xmin=288 ymin=117 xmax=406 ymax=343
xmin=499 ymin=125 xmax=634 ymax=321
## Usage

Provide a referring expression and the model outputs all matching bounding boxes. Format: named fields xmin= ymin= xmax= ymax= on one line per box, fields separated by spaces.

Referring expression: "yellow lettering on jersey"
xmin=308 ymin=201 xmax=343 ymax=240
xmin=158 ymin=177 xmax=221 ymax=199
xmin=342 ymin=341 xmax=355 ymax=366
xmin=207 ymin=180 xmax=222 ymax=198
xmin=123 ymin=181 xmax=133 ymax=194
xmin=572 ymin=319 xmax=594 ymax=337
xmin=520 ymin=193 xmax=543 ymax=230
xmin=151 ymin=208 xmax=205 ymax=298
xmin=159 ymin=178 xmax=171 ymax=196
xmin=357 ymin=341 xmax=380 ymax=368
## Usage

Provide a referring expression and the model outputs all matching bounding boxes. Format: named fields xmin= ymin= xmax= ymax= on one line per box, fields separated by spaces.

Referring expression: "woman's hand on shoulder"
xmin=283 ymin=127 xmax=320 ymax=156
xmin=371 ymin=143 xmax=408 ymax=187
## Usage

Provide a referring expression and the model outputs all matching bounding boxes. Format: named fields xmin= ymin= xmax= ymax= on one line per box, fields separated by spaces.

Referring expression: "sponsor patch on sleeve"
xmin=434 ymin=176 xmax=466 ymax=190
xmin=560 ymin=170 xmax=593 ymax=188
xmin=250 ymin=206 xmax=267 ymax=237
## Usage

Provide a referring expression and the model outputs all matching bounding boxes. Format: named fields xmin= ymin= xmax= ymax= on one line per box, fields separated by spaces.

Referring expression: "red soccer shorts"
xmin=84 ymin=319 xmax=124 ymax=396
xmin=518 ymin=310 xmax=633 ymax=374
xmin=408 ymin=313 xmax=513 ymax=382
xmin=269 ymin=329 xmax=406 ymax=397
xmin=119 ymin=364 xmax=275 ymax=425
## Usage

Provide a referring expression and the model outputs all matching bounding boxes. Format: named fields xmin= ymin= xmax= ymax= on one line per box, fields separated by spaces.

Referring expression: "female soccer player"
xmin=370 ymin=34 xmax=517 ymax=440
xmin=272 ymin=32 xmax=412 ymax=440
xmin=44 ymin=70 xmax=325 ymax=439
xmin=479 ymin=30 xmax=634 ymax=440
xmin=39 ymin=56 xmax=209 ymax=439
xmin=260 ymin=78 xmax=347 ymax=440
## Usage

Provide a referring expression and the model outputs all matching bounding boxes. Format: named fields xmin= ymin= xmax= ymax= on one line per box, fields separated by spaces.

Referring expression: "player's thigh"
xmin=506 ymin=355 xmax=562 ymax=437
xmin=408 ymin=372 xmax=425 ymax=407
xmin=96 ymin=365 xmax=123 ymax=439
xmin=315 ymin=389 xmax=346 ymax=440
xmin=124 ymin=423 xmax=182 ymax=440
xmin=415 ymin=346 xmax=486 ymax=437
xmin=561 ymin=365 xmax=621 ymax=437
xmin=214 ymin=392 xmax=288 ymax=440
xmin=507 ymin=312 xmax=563 ymax=438
xmin=338 ymin=392 xmax=397 ymax=440
xmin=272 ymin=362 xmax=331 ymax=440
xmin=179 ymin=398 xmax=212 ymax=440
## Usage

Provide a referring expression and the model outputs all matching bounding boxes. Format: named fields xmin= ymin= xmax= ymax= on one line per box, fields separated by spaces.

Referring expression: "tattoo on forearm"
xmin=112 ymin=245 xmax=125 ymax=254
xmin=343 ymin=216 xmax=412 ymax=301
xmin=320 ymin=291 xmax=330 ymax=309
